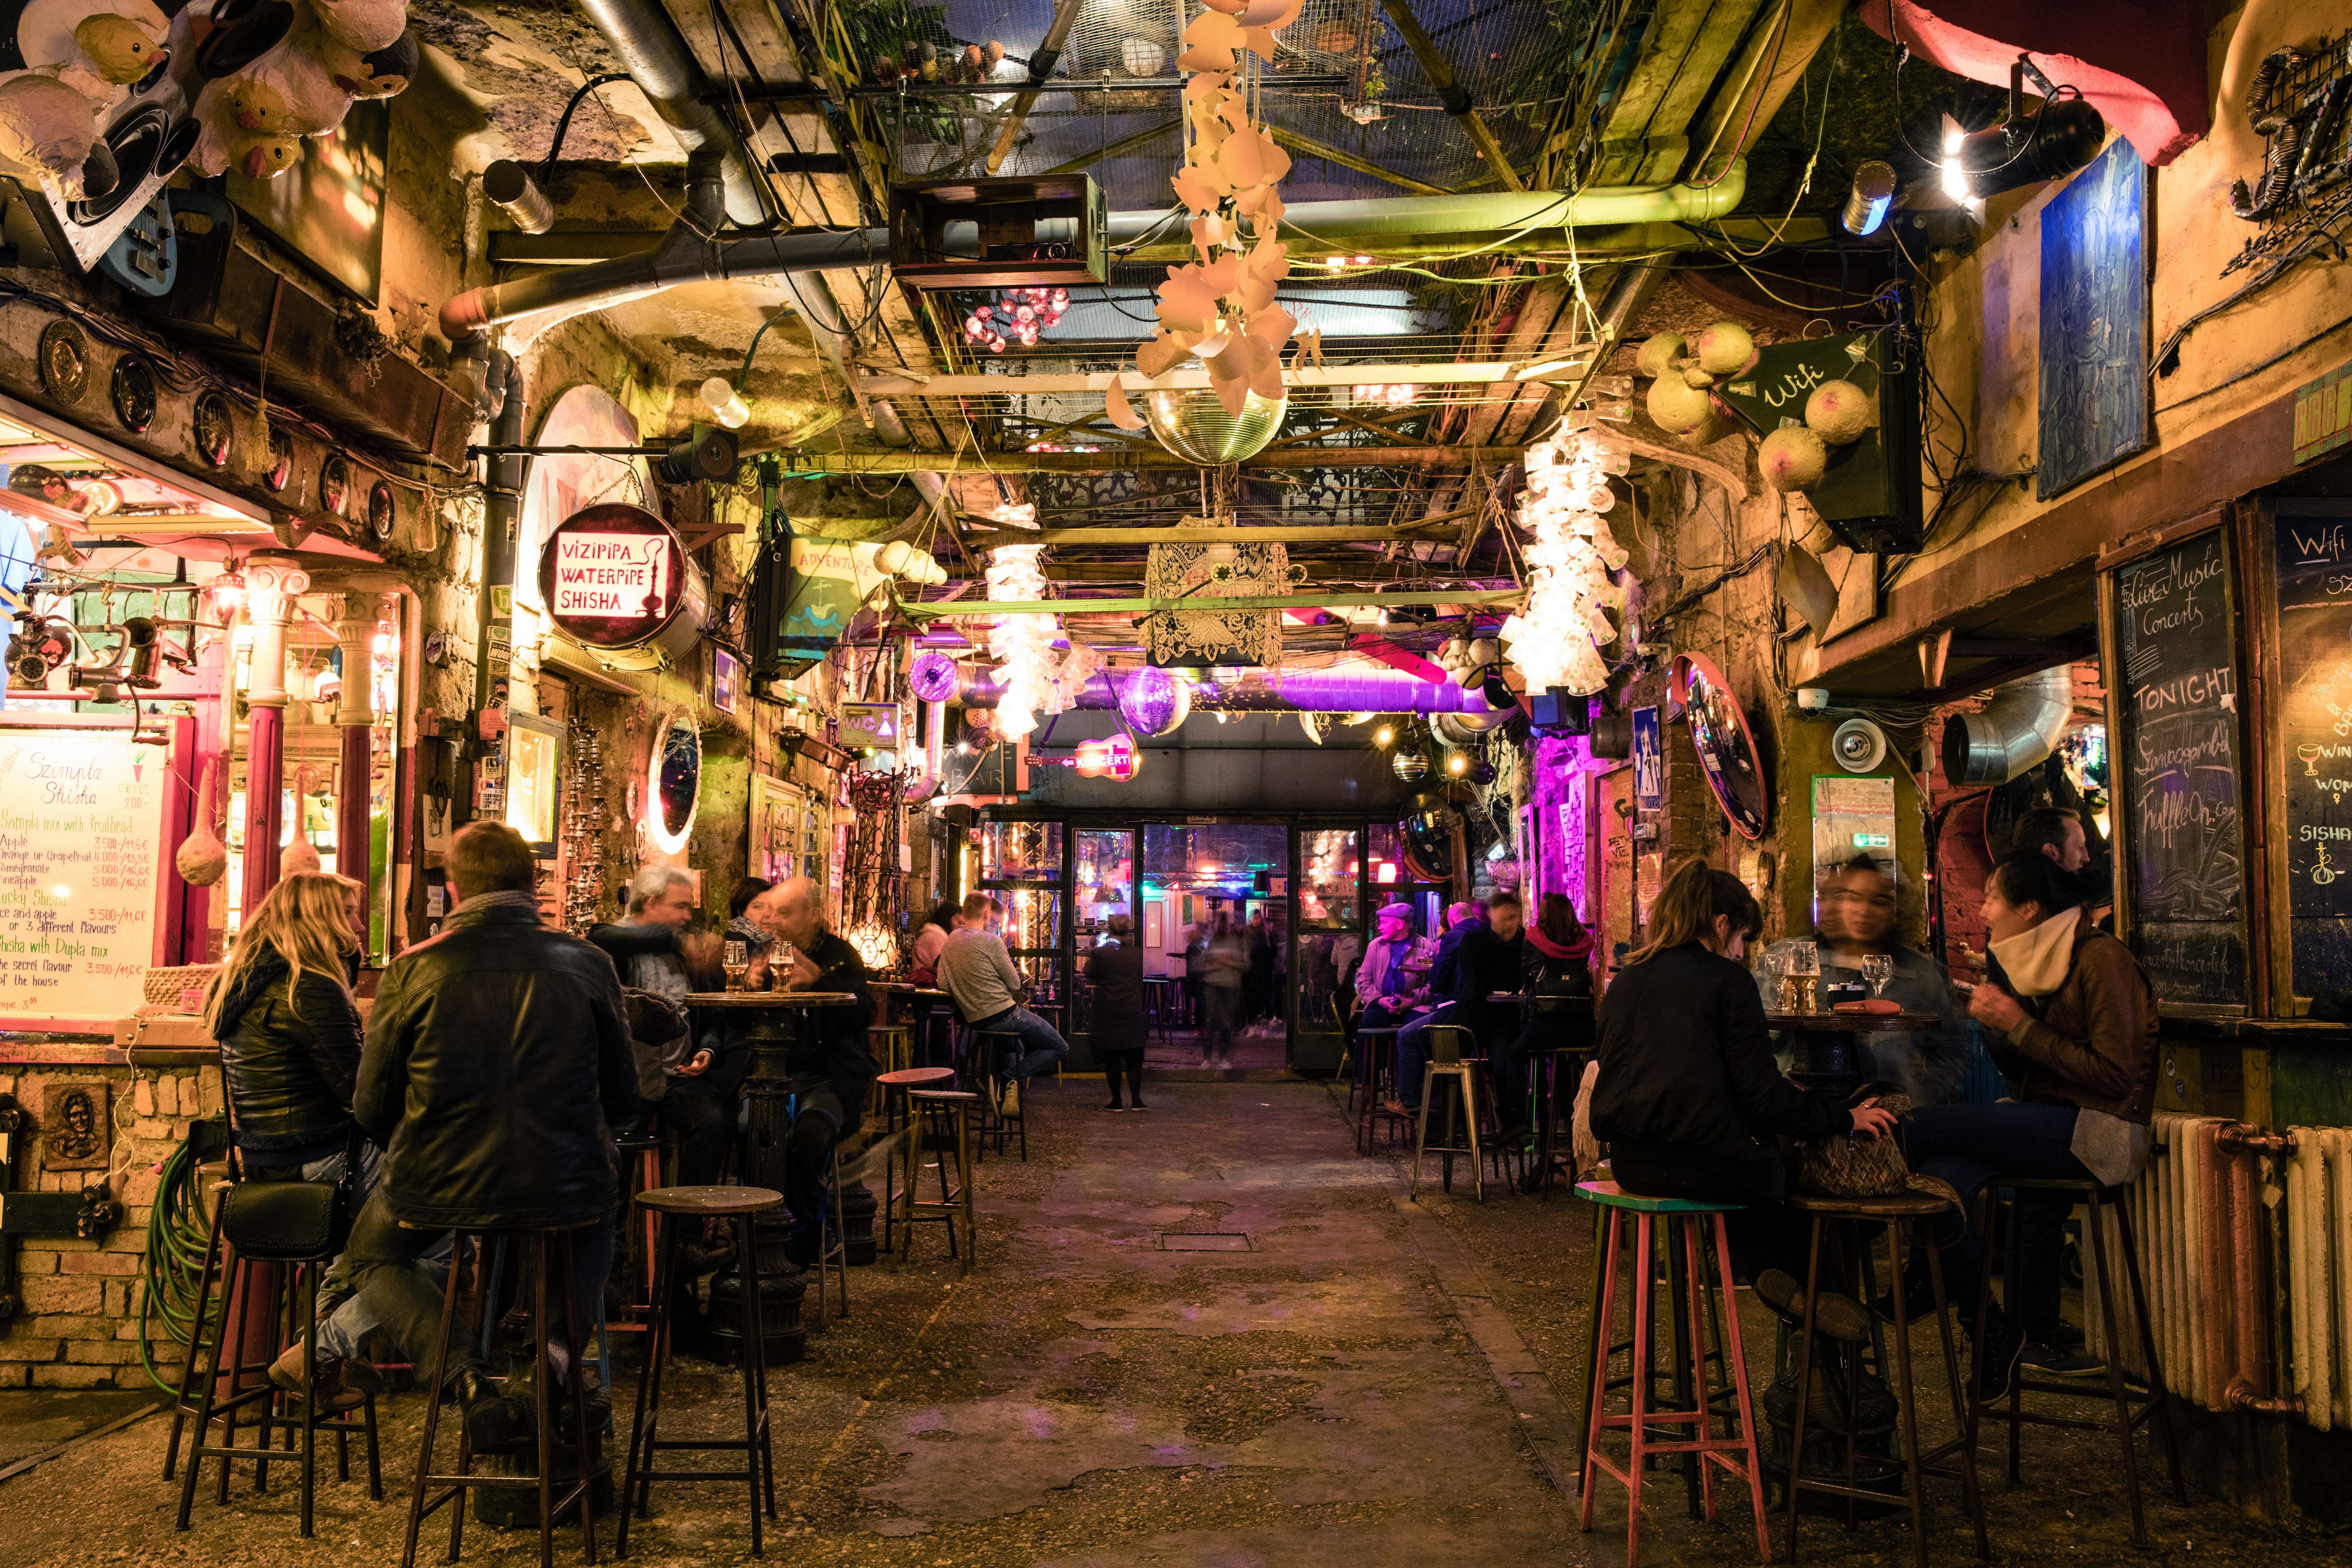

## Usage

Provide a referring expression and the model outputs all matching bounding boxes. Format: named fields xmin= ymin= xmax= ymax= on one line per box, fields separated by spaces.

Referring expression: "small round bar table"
xmin=1766 ymin=1010 xmax=1942 ymax=1099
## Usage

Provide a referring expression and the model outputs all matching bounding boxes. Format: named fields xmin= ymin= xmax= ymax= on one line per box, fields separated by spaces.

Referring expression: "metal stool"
xmin=1577 ymin=1180 xmax=1768 ymax=1568
xmin=162 ymin=1176 xmax=230 ymax=1484
xmin=608 ymin=1129 xmax=668 ymax=1342
xmin=1353 ymin=1025 xmax=1405 ymax=1154
xmin=902 ymin=1088 xmax=977 ymax=1271
xmin=869 ymin=1024 xmax=911 ymax=1077
xmin=1525 ymin=1047 xmax=1588 ymax=1199
xmin=1411 ymin=1023 xmax=1496 ymax=1201
xmin=875 ymin=1067 xmax=956 ymax=1256
xmin=1783 ymin=1191 xmax=1987 ymax=1567
xmin=1968 ymin=1177 xmax=2184 ymax=1545
xmin=616 ymin=1186 xmax=783 ymax=1559
xmin=173 ymin=1214 xmax=383 ymax=1537
xmin=808 ymin=1145 xmax=849 ymax=1330
xmin=400 ymin=1226 xmax=602 ymax=1568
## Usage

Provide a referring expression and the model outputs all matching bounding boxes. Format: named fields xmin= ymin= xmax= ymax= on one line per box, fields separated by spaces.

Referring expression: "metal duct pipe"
xmin=1939 ymin=665 xmax=2076 ymax=785
xmin=574 ymin=0 xmax=769 ymax=228
xmin=935 ymin=660 xmax=1507 ymax=716
xmin=439 ymin=173 xmax=1743 ymax=340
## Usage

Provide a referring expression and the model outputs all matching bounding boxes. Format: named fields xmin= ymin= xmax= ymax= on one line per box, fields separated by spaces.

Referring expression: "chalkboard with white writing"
xmin=2109 ymin=530 xmax=2248 ymax=1006
xmin=2274 ymin=504 xmax=2352 ymax=998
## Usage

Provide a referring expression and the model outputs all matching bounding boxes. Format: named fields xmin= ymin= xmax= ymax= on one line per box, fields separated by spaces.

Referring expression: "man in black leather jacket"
xmin=763 ymin=876 xmax=876 ymax=1265
xmin=339 ymin=821 xmax=641 ymax=1444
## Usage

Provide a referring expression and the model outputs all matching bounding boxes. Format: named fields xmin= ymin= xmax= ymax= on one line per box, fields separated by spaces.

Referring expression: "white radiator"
xmin=2287 ymin=1126 xmax=2352 ymax=1430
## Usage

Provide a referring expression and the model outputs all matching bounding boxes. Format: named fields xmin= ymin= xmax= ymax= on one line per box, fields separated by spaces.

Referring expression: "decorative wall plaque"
xmin=40 ymin=1083 xmax=108 ymax=1171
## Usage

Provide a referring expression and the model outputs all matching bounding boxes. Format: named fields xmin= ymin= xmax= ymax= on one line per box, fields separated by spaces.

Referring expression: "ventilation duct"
xmin=1939 ymin=665 xmax=2075 ymax=785
xmin=924 ymin=657 xmax=1510 ymax=717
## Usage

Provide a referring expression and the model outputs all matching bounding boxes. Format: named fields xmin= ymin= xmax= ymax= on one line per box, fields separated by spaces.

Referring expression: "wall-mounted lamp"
xmin=1940 ymin=55 xmax=2106 ymax=206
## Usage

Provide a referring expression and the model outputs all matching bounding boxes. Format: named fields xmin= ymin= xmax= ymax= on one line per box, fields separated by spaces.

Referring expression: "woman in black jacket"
xmin=206 ymin=872 xmax=369 ymax=1182
xmin=1592 ymin=860 xmax=1894 ymax=1285
xmin=1085 ymin=913 xmax=1149 ymax=1110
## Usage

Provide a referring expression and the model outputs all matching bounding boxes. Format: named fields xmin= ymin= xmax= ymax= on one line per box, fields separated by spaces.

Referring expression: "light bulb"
xmin=1373 ymin=724 xmax=1395 ymax=748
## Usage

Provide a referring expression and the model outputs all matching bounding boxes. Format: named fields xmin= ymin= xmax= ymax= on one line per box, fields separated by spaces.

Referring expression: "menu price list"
xmin=0 ymin=731 xmax=165 ymax=1018
xmin=2275 ymin=507 xmax=2352 ymax=998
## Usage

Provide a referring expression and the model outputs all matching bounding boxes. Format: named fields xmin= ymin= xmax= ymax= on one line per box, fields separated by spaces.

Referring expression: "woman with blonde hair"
xmin=206 ymin=872 xmax=379 ymax=1408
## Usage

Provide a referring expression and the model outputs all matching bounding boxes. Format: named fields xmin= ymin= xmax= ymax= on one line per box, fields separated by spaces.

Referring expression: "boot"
xmin=453 ymin=1364 xmax=527 ymax=1449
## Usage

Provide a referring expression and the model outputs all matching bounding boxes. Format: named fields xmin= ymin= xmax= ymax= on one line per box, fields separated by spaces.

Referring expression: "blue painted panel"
xmin=2038 ymin=136 xmax=2149 ymax=500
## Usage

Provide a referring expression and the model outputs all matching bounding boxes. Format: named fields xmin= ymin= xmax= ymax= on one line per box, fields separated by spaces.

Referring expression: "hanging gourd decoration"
xmin=1691 ymin=319 xmax=1758 ymax=377
xmin=1803 ymin=379 xmax=1872 ymax=445
xmin=1102 ymin=0 xmax=1304 ymax=458
xmin=1634 ymin=334 xmax=1685 ymax=382
xmin=1760 ymin=425 xmax=1830 ymax=492
xmin=1645 ymin=374 xmax=1714 ymax=435
xmin=176 ymin=757 xmax=229 ymax=887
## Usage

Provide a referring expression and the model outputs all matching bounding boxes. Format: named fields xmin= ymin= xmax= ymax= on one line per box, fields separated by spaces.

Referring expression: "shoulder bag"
xmin=1794 ymin=1084 xmax=1915 ymax=1200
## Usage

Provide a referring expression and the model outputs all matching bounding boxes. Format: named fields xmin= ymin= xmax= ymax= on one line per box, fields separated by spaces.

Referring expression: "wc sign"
xmin=552 ymin=531 xmax=671 ymax=620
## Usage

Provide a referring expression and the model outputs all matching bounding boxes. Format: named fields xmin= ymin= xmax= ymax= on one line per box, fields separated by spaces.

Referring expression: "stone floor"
xmin=2 ymin=1079 xmax=2346 ymax=1566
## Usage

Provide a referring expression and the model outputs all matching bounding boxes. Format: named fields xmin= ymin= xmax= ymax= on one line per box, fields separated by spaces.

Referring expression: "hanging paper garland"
xmin=1498 ymin=424 xmax=1630 ymax=697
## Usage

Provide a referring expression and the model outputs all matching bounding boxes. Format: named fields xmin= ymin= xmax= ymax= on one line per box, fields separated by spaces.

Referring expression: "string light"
xmin=1498 ymin=421 xmax=1630 ymax=696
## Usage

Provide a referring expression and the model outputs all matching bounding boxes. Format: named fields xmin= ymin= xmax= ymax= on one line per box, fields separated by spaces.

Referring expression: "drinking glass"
xmin=723 ymin=937 xmax=749 ymax=992
xmin=1860 ymin=952 xmax=1893 ymax=998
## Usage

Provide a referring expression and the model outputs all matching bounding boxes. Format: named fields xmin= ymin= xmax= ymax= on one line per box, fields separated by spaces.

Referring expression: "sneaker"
xmin=1129 ymin=1101 xmax=1149 ymax=1112
xmin=1755 ymin=1270 xmax=1872 ymax=1343
xmin=2021 ymin=1341 xmax=2108 ymax=1378
xmin=1104 ymin=1101 xmax=1126 ymax=1112
xmin=2054 ymin=1317 xmax=2087 ymax=1350
xmin=1870 ymin=1266 xmax=1942 ymax=1325
xmin=1970 ymin=1306 xmax=2026 ymax=1403
xmin=1000 ymin=1080 xmax=1020 ymax=1117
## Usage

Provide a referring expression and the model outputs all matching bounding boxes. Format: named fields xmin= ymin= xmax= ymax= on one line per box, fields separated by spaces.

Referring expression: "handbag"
xmin=1795 ymin=1084 xmax=1914 ymax=1199
xmin=219 ymin=1127 xmax=361 ymax=1261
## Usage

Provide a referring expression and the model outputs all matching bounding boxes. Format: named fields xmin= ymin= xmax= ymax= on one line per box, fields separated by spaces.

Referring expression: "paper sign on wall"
xmin=0 ymin=729 xmax=167 ymax=1022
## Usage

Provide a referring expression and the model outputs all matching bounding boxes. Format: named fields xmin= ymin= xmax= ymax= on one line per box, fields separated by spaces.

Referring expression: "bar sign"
xmin=2293 ymin=360 xmax=2352 ymax=466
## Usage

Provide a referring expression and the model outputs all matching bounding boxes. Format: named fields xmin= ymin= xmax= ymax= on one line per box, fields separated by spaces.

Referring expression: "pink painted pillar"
xmin=238 ymin=557 xmax=309 ymax=916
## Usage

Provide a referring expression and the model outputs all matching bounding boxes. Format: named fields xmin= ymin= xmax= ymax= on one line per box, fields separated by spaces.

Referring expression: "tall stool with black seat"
xmin=1576 ymin=1180 xmax=1770 ymax=1567
xmin=902 ymin=1088 xmax=978 ymax=1270
xmin=607 ymin=1128 xmax=668 ymax=1343
xmin=1410 ymin=1023 xmax=1497 ymax=1201
xmin=1967 ymin=1176 xmax=2184 ymax=1546
xmin=174 ymin=1210 xmax=384 ymax=1537
xmin=399 ymin=1226 xmax=603 ymax=1568
xmin=807 ymin=1145 xmax=849 ymax=1330
xmin=875 ymin=1066 xmax=955 ymax=1255
xmin=1781 ymin=1191 xmax=1988 ymax=1568
xmin=615 ymin=1186 xmax=784 ymax=1559
xmin=1353 ymin=1025 xmax=1404 ymax=1153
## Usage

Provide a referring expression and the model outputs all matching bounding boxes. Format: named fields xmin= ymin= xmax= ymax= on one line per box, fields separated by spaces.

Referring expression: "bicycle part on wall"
xmin=2224 ymin=35 xmax=2352 ymax=278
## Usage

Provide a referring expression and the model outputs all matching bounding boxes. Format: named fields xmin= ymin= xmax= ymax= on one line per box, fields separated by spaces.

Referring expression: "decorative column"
xmin=239 ymin=556 xmax=309 ymax=916
xmin=332 ymin=594 xmax=379 ymax=886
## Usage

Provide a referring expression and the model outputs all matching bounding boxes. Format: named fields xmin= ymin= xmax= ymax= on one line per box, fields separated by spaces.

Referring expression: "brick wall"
xmin=0 ymin=1061 xmax=218 ymax=1389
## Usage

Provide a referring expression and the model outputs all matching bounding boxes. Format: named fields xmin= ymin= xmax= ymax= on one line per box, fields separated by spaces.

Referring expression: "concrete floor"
xmin=2 ymin=1080 xmax=2346 ymax=1566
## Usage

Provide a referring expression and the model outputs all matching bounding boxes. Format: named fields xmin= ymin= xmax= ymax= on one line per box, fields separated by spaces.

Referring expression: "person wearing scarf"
xmin=1902 ymin=851 xmax=2160 ymax=1385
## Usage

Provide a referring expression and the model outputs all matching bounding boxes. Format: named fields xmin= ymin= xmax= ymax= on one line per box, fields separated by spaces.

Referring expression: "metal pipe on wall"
xmin=925 ymin=657 xmax=1509 ymax=716
xmin=573 ymin=0 xmax=771 ymax=228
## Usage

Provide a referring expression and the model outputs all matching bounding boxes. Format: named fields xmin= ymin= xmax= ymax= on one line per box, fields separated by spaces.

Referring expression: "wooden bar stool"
xmin=868 ymin=1024 xmax=911 ymax=1077
xmin=1410 ymin=1023 xmax=1494 ymax=1201
xmin=400 ymin=1226 xmax=602 ymax=1568
xmin=616 ymin=1186 xmax=783 ymax=1559
xmin=902 ymin=1088 xmax=978 ymax=1271
xmin=607 ymin=1128 xmax=668 ymax=1341
xmin=1968 ymin=1177 xmax=2184 ymax=1546
xmin=967 ymin=1025 xmax=1027 ymax=1162
xmin=1352 ymin=1025 xmax=1404 ymax=1154
xmin=807 ymin=1145 xmax=849 ymax=1331
xmin=875 ymin=1067 xmax=955 ymax=1256
xmin=1577 ymin=1180 xmax=1769 ymax=1568
xmin=1782 ymin=1191 xmax=1987 ymax=1567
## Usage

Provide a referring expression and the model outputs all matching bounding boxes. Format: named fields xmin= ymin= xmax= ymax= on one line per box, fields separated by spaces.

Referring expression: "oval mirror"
xmin=1673 ymin=654 xmax=1770 ymax=840
xmin=648 ymin=710 xmax=701 ymax=854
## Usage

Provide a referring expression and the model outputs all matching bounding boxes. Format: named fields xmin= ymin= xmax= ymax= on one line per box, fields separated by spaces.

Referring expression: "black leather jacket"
xmin=355 ymin=902 xmax=641 ymax=1230
xmin=214 ymin=953 xmax=363 ymax=1165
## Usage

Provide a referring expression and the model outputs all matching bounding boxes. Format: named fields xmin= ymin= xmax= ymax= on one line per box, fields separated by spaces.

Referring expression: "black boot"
xmin=453 ymin=1364 xmax=527 ymax=1449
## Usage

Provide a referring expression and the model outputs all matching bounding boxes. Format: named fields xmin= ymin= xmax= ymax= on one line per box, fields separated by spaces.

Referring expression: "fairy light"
xmin=986 ymin=544 xmax=1057 ymax=741
xmin=1498 ymin=421 xmax=1631 ymax=696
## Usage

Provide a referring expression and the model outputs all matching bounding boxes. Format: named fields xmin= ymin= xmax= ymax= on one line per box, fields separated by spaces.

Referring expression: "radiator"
xmin=2287 ymin=1127 xmax=2352 ymax=1430
xmin=2081 ymin=1112 xmax=2272 ymax=1412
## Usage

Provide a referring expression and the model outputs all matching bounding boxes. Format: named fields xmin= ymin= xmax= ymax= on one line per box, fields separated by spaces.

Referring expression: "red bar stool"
xmin=1577 ymin=1180 xmax=1769 ymax=1567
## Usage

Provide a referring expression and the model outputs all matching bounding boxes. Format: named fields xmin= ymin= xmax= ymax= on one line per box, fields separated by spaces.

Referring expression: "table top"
xmin=686 ymin=990 xmax=861 ymax=1009
xmin=871 ymin=982 xmax=950 ymax=997
xmin=1765 ymin=1010 xmax=1941 ymax=1033
xmin=1488 ymin=992 xmax=1524 ymax=1003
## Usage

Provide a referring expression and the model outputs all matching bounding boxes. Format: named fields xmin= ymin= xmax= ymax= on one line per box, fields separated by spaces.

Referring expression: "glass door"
xmin=1070 ymin=827 xmax=1138 ymax=1065
xmin=977 ymin=819 xmax=1066 ymax=1045
xmin=1290 ymin=825 xmax=1363 ymax=1072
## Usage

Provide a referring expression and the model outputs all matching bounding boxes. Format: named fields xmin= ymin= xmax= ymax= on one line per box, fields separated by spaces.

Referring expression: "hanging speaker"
xmin=1831 ymin=718 xmax=1888 ymax=774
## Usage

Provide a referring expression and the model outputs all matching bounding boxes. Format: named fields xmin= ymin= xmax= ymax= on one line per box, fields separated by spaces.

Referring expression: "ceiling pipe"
xmin=1939 ymin=665 xmax=2077 ymax=785
xmin=573 ymin=0 xmax=771 ymax=229
xmin=933 ymin=660 xmax=1508 ymax=716
xmin=438 ymin=170 xmax=1743 ymax=341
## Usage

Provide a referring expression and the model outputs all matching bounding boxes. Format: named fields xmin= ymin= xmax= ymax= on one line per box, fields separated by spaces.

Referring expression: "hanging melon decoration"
xmin=1759 ymin=425 xmax=1829 ymax=492
xmin=1804 ymin=379 xmax=1872 ymax=445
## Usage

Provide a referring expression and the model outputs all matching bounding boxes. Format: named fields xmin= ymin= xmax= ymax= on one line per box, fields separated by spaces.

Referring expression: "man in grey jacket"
xmin=936 ymin=891 xmax=1068 ymax=1107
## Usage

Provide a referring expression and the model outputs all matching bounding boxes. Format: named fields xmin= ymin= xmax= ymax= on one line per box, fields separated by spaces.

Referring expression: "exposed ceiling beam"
xmin=1374 ymin=0 xmax=1526 ymax=190
xmin=1027 ymin=522 xmax=1460 ymax=545
xmin=1041 ymin=119 xmax=1181 ymax=176
xmin=858 ymin=360 xmax=1593 ymax=398
xmin=771 ymin=445 xmax=1527 ymax=474
xmin=1270 ymin=126 xmax=1453 ymax=197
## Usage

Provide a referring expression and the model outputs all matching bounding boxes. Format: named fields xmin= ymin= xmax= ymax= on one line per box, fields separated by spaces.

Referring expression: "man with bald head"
xmin=763 ymin=876 xmax=877 ymax=1264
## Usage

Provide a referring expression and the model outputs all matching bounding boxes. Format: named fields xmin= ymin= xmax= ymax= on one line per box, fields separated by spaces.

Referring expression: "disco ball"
xmin=1115 ymin=665 xmax=1191 ymax=736
xmin=1145 ymin=381 xmax=1287 ymax=465
xmin=1392 ymin=751 xmax=1428 ymax=783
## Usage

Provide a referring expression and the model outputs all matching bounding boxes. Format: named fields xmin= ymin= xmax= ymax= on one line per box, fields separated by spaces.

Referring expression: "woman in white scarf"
xmin=1899 ymin=852 xmax=2161 ymax=1392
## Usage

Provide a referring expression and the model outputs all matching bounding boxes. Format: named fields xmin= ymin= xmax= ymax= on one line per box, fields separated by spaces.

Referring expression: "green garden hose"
xmin=135 ymin=1131 xmax=218 ymax=1393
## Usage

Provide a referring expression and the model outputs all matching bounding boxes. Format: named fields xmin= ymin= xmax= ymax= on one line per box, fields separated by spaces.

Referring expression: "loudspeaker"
xmin=1831 ymin=718 xmax=1888 ymax=774
xmin=1528 ymin=688 xmax=1591 ymax=734
xmin=1588 ymin=710 xmax=1632 ymax=760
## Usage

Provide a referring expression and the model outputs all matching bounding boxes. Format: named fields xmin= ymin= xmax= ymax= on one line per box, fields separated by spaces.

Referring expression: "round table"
xmin=1766 ymin=1009 xmax=1942 ymax=1098
xmin=684 ymin=990 xmax=858 ymax=1365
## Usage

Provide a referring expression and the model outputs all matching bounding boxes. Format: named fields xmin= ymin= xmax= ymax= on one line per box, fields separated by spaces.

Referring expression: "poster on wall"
xmin=1631 ymin=707 xmax=1663 ymax=812
xmin=0 ymin=728 xmax=168 ymax=1023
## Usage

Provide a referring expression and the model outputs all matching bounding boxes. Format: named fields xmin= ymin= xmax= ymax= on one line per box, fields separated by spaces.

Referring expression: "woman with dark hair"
xmin=1591 ymin=859 xmax=1893 ymax=1289
xmin=910 ymin=900 xmax=959 ymax=986
xmin=1901 ymin=851 xmax=2159 ymax=1384
xmin=1085 ymin=913 xmax=1148 ymax=1110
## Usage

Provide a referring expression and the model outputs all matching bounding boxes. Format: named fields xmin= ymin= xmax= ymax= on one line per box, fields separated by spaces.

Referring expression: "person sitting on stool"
xmin=937 ymin=891 xmax=1070 ymax=1112
xmin=756 ymin=876 xmax=878 ymax=1267
xmin=337 ymin=822 xmax=641 ymax=1446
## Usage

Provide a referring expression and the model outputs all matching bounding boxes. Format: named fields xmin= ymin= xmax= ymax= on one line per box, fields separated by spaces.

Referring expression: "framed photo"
xmin=712 ymin=647 xmax=742 ymax=715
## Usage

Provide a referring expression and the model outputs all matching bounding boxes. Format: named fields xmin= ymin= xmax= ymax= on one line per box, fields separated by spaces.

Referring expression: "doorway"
xmin=1141 ymin=822 xmax=1289 ymax=1072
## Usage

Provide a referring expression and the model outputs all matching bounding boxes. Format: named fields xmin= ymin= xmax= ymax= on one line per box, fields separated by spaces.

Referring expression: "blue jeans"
xmin=974 ymin=1005 xmax=1069 ymax=1084
xmin=1906 ymin=1101 xmax=2089 ymax=1336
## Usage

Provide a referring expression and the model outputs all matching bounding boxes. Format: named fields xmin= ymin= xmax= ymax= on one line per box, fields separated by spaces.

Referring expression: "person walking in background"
xmin=1182 ymin=915 xmax=1211 ymax=1033
xmin=938 ymin=891 xmax=1069 ymax=1112
xmin=1246 ymin=906 xmax=1278 ymax=1032
xmin=338 ymin=822 xmax=640 ymax=1447
xmin=1086 ymin=912 xmax=1148 ymax=1110
xmin=1200 ymin=910 xmax=1249 ymax=1071
xmin=1498 ymin=892 xmax=1596 ymax=1150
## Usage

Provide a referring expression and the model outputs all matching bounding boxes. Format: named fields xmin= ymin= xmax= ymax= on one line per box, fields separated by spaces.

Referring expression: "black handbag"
xmin=218 ymin=1063 xmax=361 ymax=1262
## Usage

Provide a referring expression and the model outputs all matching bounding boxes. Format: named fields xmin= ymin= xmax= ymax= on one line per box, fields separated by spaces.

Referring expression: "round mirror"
xmin=647 ymin=710 xmax=700 ymax=854
xmin=1673 ymin=654 xmax=1770 ymax=840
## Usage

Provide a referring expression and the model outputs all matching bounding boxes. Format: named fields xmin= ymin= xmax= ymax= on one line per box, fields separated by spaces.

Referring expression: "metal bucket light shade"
xmin=1145 ymin=380 xmax=1287 ymax=465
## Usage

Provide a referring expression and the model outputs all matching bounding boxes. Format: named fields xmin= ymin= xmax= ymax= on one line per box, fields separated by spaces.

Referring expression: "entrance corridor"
xmin=0 ymin=1084 xmax=2317 ymax=1567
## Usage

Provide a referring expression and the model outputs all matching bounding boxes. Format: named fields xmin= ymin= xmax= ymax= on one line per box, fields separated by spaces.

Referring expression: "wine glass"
xmin=1860 ymin=952 xmax=1893 ymax=1000
xmin=722 ymin=937 xmax=749 ymax=992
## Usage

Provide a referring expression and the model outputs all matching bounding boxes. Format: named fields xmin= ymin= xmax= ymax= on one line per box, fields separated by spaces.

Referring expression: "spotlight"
xmin=1841 ymin=160 xmax=1896 ymax=236
xmin=658 ymin=422 xmax=739 ymax=484
xmin=483 ymin=159 xmax=555 ymax=235
xmin=698 ymin=377 xmax=750 ymax=431
xmin=1372 ymin=723 xmax=1396 ymax=749
xmin=1444 ymin=750 xmax=1469 ymax=777
xmin=1941 ymin=55 xmax=2106 ymax=203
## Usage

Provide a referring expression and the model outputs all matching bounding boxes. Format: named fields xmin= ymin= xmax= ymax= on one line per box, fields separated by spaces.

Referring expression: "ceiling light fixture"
xmin=1942 ymin=55 xmax=2106 ymax=206
xmin=1841 ymin=160 xmax=1897 ymax=236
xmin=698 ymin=377 xmax=750 ymax=430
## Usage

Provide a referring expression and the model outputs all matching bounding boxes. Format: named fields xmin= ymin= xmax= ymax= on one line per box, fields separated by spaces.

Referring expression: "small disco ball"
xmin=1114 ymin=665 xmax=1191 ymax=737
xmin=1145 ymin=382 xmax=1287 ymax=465
xmin=1392 ymin=751 xmax=1428 ymax=783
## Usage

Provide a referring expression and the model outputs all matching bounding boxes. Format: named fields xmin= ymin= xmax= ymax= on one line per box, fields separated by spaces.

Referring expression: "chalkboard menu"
xmin=2109 ymin=531 xmax=2248 ymax=1006
xmin=0 ymin=728 xmax=167 ymax=1023
xmin=2274 ymin=505 xmax=2352 ymax=999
